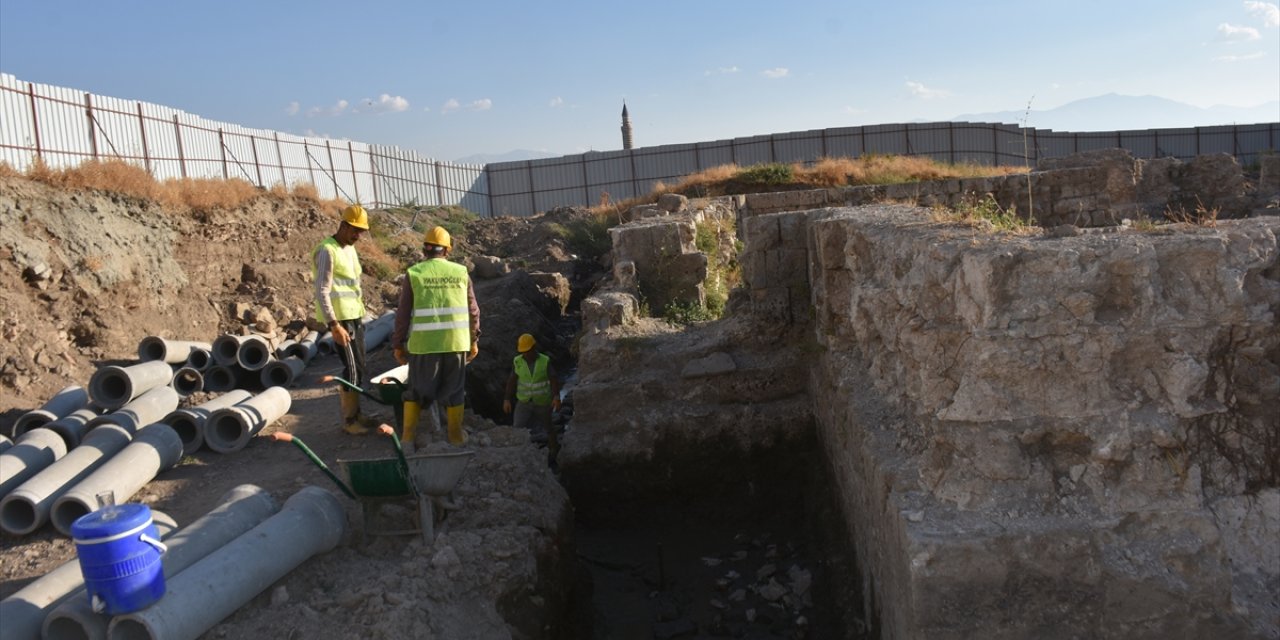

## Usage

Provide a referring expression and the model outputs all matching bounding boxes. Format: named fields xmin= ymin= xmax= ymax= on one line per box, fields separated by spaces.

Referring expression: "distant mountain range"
xmin=453 ymin=149 xmax=558 ymax=164
xmin=952 ymin=93 xmax=1280 ymax=131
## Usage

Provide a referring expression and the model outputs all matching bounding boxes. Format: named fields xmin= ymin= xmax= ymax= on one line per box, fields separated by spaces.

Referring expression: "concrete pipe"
xmin=290 ymin=330 xmax=320 ymax=363
xmin=184 ymin=347 xmax=213 ymax=372
xmin=203 ymin=386 xmax=292 ymax=454
xmin=0 ymin=510 xmax=175 ymax=640
xmin=201 ymin=365 xmax=239 ymax=393
xmin=363 ymin=311 xmax=396 ymax=351
xmin=50 ymin=423 xmax=184 ymax=536
xmin=137 ymin=338 xmax=212 ymax=365
xmin=315 ymin=333 xmax=335 ymax=357
xmin=0 ymin=428 xmax=69 ymax=500
xmin=42 ymin=485 xmax=278 ymax=640
xmin=45 ymin=408 xmax=102 ymax=450
xmin=0 ymin=434 xmax=11 ymax=454
xmin=161 ymin=389 xmax=252 ymax=455
xmin=0 ymin=425 xmax=132 ymax=536
xmin=210 ymin=334 xmax=250 ymax=367
xmin=236 ymin=335 xmax=274 ymax=371
xmin=169 ymin=367 xmax=204 ymax=397
xmin=107 ymin=486 xmax=345 ymax=640
xmin=259 ymin=356 xmax=305 ymax=388
xmin=88 ymin=361 xmax=174 ymax=411
xmin=12 ymin=385 xmax=91 ymax=437
xmin=85 ymin=386 xmax=180 ymax=435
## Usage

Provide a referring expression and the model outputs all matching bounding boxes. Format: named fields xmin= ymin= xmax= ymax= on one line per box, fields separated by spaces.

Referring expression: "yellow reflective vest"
xmin=406 ymin=259 xmax=470 ymax=354
xmin=514 ymin=353 xmax=551 ymax=405
xmin=312 ymin=236 xmax=364 ymax=323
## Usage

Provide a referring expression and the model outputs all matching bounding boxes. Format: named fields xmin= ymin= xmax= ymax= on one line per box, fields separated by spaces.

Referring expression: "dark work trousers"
xmin=335 ymin=319 xmax=367 ymax=387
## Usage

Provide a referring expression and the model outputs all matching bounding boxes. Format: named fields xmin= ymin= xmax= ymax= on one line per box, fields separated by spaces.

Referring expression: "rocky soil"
xmin=0 ymin=175 xmax=600 ymax=638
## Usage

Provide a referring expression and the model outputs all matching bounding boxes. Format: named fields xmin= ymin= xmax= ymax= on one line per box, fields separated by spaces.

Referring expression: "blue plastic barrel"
xmin=71 ymin=503 xmax=167 ymax=614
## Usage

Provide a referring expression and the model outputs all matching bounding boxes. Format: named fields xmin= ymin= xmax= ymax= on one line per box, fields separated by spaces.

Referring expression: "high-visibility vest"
xmin=406 ymin=258 xmax=471 ymax=354
xmin=312 ymin=236 xmax=364 ymax=323
xmin=514 ymin=353 xmax=552 ymax=405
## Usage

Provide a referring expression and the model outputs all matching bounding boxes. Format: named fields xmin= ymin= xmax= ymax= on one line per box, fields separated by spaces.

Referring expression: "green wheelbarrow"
xmin=271 ymin=425 xmax=474 ymax=543
xmin=320 ymin=364 xmax=410 ymax=426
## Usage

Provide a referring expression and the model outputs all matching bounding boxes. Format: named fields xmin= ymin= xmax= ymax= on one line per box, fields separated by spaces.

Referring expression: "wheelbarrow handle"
xmin=378 ymin=425 xmax=418 ymax=493
xmin=273 ymin=432 xmax=358 ymax=500
xmin=319 ymin=375 xmax=384 ymax=404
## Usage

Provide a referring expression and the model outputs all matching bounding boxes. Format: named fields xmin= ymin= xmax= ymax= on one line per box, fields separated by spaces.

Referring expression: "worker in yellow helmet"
xmin=503 ymin=333 xmax=562 ymax=470
xmin=313 ymin=204 xmax=377 ymax=435
xmin=391 ymin=226 xmax=480 ymax=452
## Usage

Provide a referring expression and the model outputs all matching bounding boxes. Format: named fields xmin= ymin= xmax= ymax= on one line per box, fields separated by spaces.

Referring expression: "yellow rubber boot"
xmin=340 ymin=391 xmax=370 ymax=435
xmin=446 ymin=405 xmax=467 ymax=446
xmin=401 ymin=401 xmax=421 ymax=454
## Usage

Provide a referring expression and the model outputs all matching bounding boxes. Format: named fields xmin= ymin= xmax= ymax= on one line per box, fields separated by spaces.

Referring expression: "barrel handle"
xmin=139 ymin=533 xmax=168 ymax=555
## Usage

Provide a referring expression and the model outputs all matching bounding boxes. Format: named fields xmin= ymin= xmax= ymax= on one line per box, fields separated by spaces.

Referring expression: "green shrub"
xmin=737 ymin=163 xmax=794 ymax=185
xmin=663 ymin=300 xmax=716 ymax=326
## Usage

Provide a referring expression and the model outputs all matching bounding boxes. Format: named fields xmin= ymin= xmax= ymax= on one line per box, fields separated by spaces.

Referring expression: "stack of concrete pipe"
xmin=0 ymin=485 xmax=280 ymax=640
xmin=204 ymin=386 xmax=292 ymax=454
xmin=10 ymin=385 xmax=91 ymax=437
xmin=50 ymin=422 xmax=184 ymax=535
xmin=0 ymin=424 xmax=133 ymax=536
xmin=0 ymin=428 xmax=68 ymax=498
xmin=108 ymin=486 xmax=345 ymax=640
xmin=161 ymin=389 xmax=253 ymax=455
xmin=0 ymin=510 xmax=178 ymax=640
xmin=277 ymin=330 xmax=320 ymax=364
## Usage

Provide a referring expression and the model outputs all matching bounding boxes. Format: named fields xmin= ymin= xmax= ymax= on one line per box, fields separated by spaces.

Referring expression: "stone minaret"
xmin=621 ymin=102 xmax=634 ymax=150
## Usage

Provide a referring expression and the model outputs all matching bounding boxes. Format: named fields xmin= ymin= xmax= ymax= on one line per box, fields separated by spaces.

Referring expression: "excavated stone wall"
xmin=740 ymin=203 xmax=1280 ymax=638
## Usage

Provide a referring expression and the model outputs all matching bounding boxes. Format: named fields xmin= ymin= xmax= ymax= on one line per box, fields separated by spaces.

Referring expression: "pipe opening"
xmin=213 ymin=337 xmax=240 ymax=365
xmin=262 ymin=364 xmax=290 ymax=387
xmin=139 ymin=337 xmax=167 ymax=362
xmin=187 ymin=349 xmax=211 ymax=370
xmin=172 ymin=370 xmax=203 ymax=396
xmin=51 ymin=499 xmax=89 ymax=535
xmin=239 ymin=343 xmax=271 ymax=370
xmin=107 ymin=618 xmax=151 ymax=640
xmin=94 ymin=374 xmax=130 ymax=406
xmin=205 ymin=368 xmax=235 ymax=392
xmin=44 ymin=615 xmax=92 ymax=640
xmin=167 ymin=415 xmax=199 ymax=448
xmin=209 ymin=414 xmax=246 ymax=450
xmin=0 ymin=497 xmax=37 ymax=535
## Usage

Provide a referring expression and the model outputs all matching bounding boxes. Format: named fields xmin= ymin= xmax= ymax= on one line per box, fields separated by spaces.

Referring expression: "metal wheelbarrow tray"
xmin=273 ymin=429 xmax=474 ymax=542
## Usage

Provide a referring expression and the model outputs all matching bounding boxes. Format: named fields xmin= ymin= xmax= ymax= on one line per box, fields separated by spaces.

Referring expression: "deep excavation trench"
xmin=461 ymin=283 xmax=865 ymax=638
xmin=559 ymin=428 xmax=866 ymax=639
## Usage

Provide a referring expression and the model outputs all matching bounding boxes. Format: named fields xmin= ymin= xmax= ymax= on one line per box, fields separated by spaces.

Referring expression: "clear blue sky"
xmin=1 ymin=0 xmax=1278 ymax=162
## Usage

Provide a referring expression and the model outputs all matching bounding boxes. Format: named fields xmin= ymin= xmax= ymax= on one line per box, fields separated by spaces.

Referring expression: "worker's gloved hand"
xmin=394 ymin=347 xmax=408 ymax=365
xmin=467 ymin=340 xmax=479 ymax=363
xmin=503 ymin=399 xmax=512 ymax=414
xmin=330 ymin=323 xmax=350 ymax=347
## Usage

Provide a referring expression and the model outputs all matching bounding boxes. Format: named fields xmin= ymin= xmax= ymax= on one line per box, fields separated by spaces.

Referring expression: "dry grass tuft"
xmin=159 ymin=177 xmax=260 ymax=213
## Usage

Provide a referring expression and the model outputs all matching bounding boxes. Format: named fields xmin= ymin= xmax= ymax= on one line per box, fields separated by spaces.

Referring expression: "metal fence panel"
xmin=732 ymin=135 xmax=773 ymax=166
xmin=695 ymin=140 xmax=736 ymax=167
xmin=634 ymin=144 xmax=698 ymax=182
xmin=773 ymin=131 xmax=824 ymax=163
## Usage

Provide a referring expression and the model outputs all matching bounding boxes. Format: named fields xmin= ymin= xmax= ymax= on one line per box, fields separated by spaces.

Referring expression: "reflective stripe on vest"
xmin=407 ymin=259 xmax=470 ymax=354
xmin=514 ymin=353 xmax=551 ymax=404
xmin=312 ymin=236 xmax=364 ymax=322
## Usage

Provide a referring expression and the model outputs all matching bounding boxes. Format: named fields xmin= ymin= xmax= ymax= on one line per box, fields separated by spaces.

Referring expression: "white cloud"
xmin=549 ymin=96 xmax=564 ymax=107
xmin=306 ymin=99 xmax=349 ymax=117
xmin=285 ymin=101 xmax=300 ymax=116
xmin=1244 ymin=1 xmax=1280 ymax=27
xmin=361 ymin=94 xmax=410 ymax=113
xmin=761 ymin=67 xmax=789 ymax=79
xmin=467 ymin=99 xmax=492 ymax=111
xmin=906 ymin=81 xmax=951 ymax=99
xmin=441 ymin=98 xmax=461 ymax=114
xmin=1217 ymin=22 xmax=1261 ymax=41
xmin=704 ymin=66 xmax=740 ymax=76
xmin=1213 ymin=51 xmax=1266 ymax=61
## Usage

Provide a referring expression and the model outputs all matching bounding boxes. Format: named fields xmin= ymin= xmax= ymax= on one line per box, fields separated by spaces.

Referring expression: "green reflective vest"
xmin=514 ymin=353 xmax=551 ymax=405
xmin=312 ymin=236 xmax=364 ymax=323
xmin=406 ymin=259 xmax=471 ymax=354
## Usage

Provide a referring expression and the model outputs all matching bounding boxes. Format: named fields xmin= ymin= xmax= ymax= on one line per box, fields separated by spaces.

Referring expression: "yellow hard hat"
xmin=424 ymin=226 xmax=452 ymax=249
xmin=342 ymin=204 xmax=369 ymax=230
xmin=517 ymin=333 xmax=536 ymax=353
